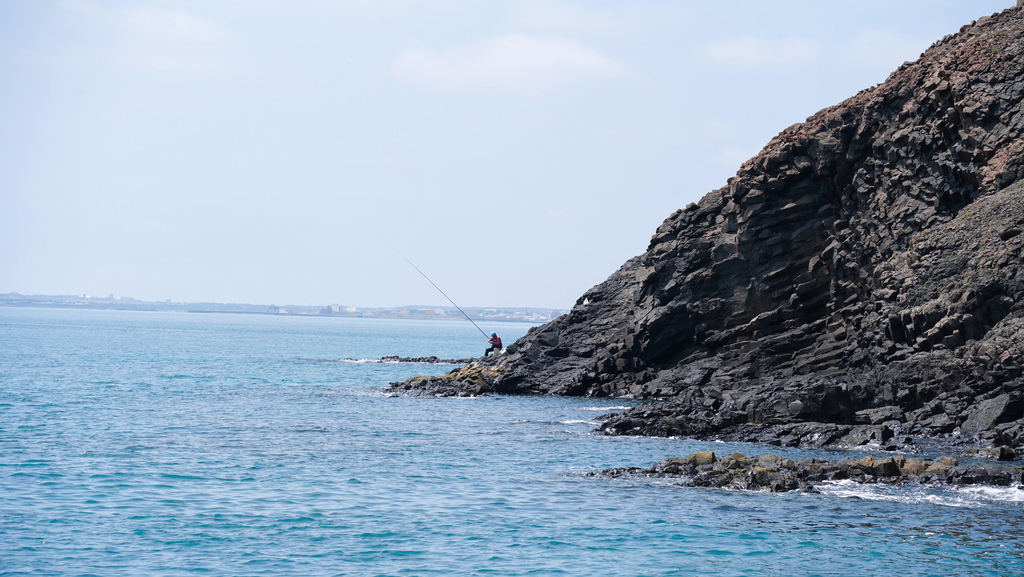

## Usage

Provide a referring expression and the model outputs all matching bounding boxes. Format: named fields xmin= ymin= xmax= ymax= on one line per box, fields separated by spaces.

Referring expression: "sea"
xmin=2 ymin=306 xmax=1024 ymax=576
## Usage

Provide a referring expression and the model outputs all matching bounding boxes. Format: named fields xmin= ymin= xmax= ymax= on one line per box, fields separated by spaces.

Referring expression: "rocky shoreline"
xmin=387 ymin=5 xmax=1024 ymax=482
xmin=599 ymin=450 xmax=1024 ymax=493
xmin=384 ymin=352 xmax=1024 ymax=458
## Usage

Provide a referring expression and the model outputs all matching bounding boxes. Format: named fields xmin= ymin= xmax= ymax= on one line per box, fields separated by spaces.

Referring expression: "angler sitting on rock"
xmin=485 ymin=332 xmax=502 ymax=356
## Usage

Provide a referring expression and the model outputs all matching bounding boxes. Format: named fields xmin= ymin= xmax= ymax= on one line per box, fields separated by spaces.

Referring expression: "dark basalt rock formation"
xmin=599 ymin=451 xmax=1024 ymax=493
xmin=391 ymin=6 xmax=1024 ymax=452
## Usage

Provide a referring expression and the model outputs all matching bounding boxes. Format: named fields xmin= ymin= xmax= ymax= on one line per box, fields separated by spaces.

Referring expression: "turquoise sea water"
xmin=3 ymin=307 xmax=1024 ymax=576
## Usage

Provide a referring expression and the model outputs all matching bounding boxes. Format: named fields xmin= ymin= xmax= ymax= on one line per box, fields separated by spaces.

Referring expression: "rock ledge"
xmin=600 ymin=451 xmax=1024 ymax=492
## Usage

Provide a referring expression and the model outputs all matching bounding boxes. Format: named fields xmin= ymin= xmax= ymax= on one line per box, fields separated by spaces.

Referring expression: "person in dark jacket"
xmin=485 ymin=332 xmax=502 ymax=356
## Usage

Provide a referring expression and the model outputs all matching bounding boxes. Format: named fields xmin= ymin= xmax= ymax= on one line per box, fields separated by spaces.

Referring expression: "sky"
xmin=0 ymin=0 xmax=1014 ymax=309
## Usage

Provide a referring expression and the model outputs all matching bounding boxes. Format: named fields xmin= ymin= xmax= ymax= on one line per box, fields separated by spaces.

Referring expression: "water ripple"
xmin=3 ymin=308 xmax=1023 ymax=576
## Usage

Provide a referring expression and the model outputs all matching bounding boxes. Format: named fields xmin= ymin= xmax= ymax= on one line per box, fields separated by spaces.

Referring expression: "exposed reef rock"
xmin=385 ymin=359 xmax=508 ymax=397
xmin=372 ymin=355 xmax=474 ymax=364
xmin=392 ymin=7 xmax=1024 ymax=451
xmin=599 ymin=451 xmax=1024 ymax=493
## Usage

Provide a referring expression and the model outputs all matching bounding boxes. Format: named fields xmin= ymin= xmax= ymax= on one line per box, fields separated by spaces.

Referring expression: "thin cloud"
xmin=118 ymin=7 xmax=231 ymax=72
xmin=514 ymin=2 xmax=691 ymax=39
xmin=849 ymin=29 xmax=931 ymax=68
xmin=703 ymin=37 xmax=819 ymax=67
xmin=122 ymin=7 xmax=231 ymax=45
xmin=514 ymin=2 xmax=624 ymax=35
xmin=391 ymin=34 xmax=631 ymax=94
xmin=54 ymin=2 xmax=232 ymax=73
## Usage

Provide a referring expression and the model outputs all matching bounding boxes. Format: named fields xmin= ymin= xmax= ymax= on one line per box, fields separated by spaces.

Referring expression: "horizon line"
xmin=0 ymin=291 xmax=569 ymax=312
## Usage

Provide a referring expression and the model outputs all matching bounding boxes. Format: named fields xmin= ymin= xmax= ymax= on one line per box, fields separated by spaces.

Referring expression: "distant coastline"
xmin=0 ymin=292 xmax=560 ymax=323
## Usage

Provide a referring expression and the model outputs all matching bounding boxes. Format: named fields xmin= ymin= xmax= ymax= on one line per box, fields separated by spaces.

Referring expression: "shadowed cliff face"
xmin=392 ymin=7 xmax=1024 ymax=450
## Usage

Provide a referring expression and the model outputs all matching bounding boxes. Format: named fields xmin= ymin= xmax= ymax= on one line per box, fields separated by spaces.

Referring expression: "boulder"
xmin=961 ymin=394 xmax=1024 ymax=437
xmin=687 ymin=451 xmax=717 ymax=466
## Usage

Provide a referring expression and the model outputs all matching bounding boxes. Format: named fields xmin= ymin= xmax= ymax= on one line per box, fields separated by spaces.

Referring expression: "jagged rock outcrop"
xmin=599 ymin=451 xmax=1024 ymax=493
xmin=390 ymin=6 xmax=1024 ymax=451
xmin=385 ymin=358 xmax=510 ymax=397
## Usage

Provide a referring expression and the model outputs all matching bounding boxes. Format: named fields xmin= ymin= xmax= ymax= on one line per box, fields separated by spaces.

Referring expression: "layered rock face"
xmin=392 ymin=7 xmax=1024 ymax=450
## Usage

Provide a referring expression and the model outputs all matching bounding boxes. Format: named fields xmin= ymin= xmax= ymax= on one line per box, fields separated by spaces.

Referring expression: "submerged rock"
xmin=392 ymin=6 xmax=1024 ymax=452
xmin=600 ymin=451 xmax=1024 ymax=493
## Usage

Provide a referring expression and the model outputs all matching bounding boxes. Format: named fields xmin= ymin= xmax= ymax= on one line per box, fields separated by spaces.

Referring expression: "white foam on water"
xmin=818 ymin=479 xmax=1024 ymax=508
xmin=575 ymin=406 xmax=631 ymax=412
xmin=560 ymin=419 xmax=600 ymax=425
xmin=954 ymin=484 xmax=1024 ymax=503
xmin=818 ymin=480 xmax=972 ymax=507
xmin=840 ymin=442 xmax=886 ymax=453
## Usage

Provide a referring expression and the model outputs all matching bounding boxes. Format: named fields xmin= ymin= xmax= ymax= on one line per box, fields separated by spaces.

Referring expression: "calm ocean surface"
xmin=2 ymin=307 xmax=1024 ymax=576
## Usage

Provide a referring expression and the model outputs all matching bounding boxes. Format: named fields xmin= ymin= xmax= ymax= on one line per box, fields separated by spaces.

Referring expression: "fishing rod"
xmin=393 ymin=248 xmax=490 ymax=339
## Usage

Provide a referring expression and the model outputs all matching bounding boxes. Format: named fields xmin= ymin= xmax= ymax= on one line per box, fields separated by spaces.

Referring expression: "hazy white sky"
xmin=0 ymin=0 xmax=1013 ymax=308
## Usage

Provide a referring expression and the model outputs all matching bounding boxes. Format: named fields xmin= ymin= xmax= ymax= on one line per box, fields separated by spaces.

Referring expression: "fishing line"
xmin=393 ymin=248 xmax=490 ymax=339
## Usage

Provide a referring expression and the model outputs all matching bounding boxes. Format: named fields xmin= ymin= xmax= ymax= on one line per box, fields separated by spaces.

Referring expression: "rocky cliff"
xmin=390 ymin=6 xmax=1024 ymax=452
